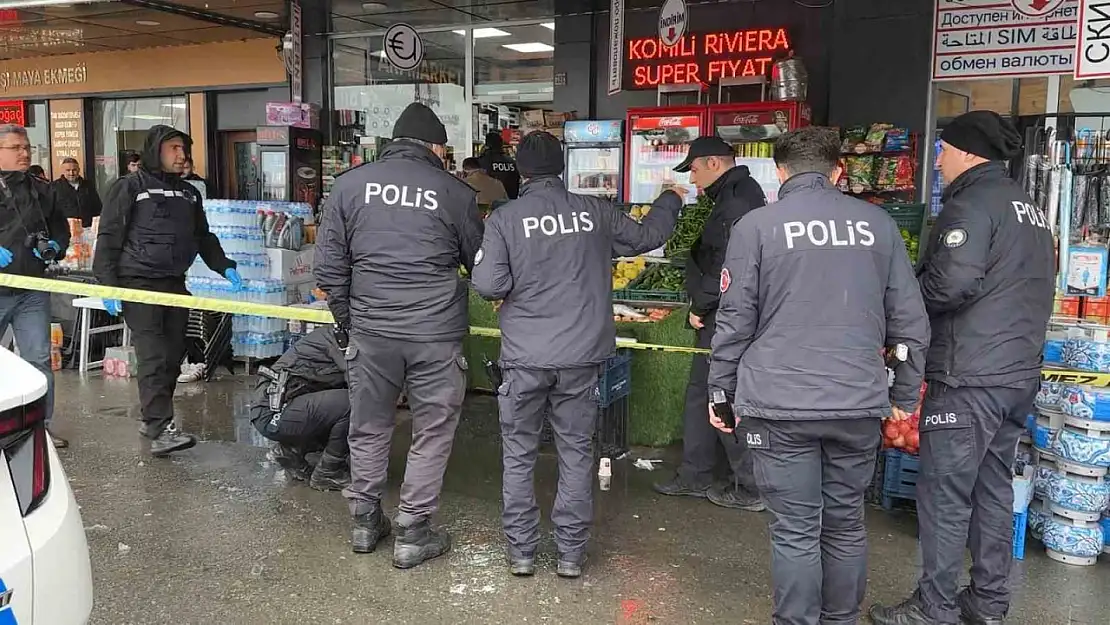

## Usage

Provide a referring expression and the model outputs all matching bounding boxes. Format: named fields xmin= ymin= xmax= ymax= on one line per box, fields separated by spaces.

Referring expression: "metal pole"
xmin=464 ymin=27 xmax=475 ymax=160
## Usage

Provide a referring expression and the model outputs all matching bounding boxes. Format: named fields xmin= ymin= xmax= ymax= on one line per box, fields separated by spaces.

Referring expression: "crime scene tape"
xmin=0 ymin=273 xmax=710 ymax=355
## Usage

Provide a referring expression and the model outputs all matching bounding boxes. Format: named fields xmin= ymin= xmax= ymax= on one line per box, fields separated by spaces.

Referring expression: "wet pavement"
xmin=50 ymin=371 xmax=1110 ymax=624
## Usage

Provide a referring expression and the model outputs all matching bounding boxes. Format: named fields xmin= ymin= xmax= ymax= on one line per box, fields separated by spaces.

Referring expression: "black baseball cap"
xmin=673 ymin=136 xmax=734 ymax=173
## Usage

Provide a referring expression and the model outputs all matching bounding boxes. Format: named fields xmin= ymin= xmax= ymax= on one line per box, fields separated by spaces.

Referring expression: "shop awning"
xmin=0 ymin=0 xmax=285 ymax=59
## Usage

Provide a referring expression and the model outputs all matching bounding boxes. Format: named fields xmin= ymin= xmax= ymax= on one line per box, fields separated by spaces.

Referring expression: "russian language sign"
xmin=933 ymin=0 xmax=1079 ymax=81
xmin=1076 ymin=0 xmax=1110 ymax=78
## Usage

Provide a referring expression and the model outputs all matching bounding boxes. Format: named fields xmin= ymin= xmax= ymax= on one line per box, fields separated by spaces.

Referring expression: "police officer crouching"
xmin=251 ymin=326 xmax=352 ymax=491
xmin=315 ymin=103 xmax=484 ymax=568
xmin=472 ymin=131 xmax=682 ymax=578
xmin=870 ymin=113 xmax=1055 ymax=625
xmin=708 ymin=126 xmax=929 ymax=625
xmin=94 ymin=125 xmax=242 ymax=456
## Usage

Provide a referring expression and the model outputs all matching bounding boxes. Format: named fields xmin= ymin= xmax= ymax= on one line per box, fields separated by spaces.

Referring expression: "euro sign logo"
xmin=384 ymin=23 xmax=423 ymax=72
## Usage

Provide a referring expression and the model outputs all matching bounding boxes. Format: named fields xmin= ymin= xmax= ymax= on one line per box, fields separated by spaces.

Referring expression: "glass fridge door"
xmin=260 ymin=150 xmax=288 ymax=201
xmin=628 ymin=115 xmax=701 ymax=204
xmin=567 ymin=146 xmax=621 ymax=200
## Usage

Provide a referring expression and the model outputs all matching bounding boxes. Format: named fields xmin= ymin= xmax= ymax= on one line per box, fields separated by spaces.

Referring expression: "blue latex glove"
xmin=224 ymin=267 xmax=243 ymax=291
xmin=0 ymin=246 xmax=11 ymax=268
xmin=103 ymin=299 xmax=122 ymax=317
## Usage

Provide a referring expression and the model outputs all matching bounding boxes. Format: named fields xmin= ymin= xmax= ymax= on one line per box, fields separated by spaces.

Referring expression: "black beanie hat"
xmin=392 ymin=102 xmax=448 ymax=145
xmin=516 ymin=131 xmax=565 ymax=178
xmin=941 ymin=110 xmax=1021 ymax=161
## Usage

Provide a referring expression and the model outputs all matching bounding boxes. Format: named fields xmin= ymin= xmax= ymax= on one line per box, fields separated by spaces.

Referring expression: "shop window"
xmin=473 ymin=23 xmax=554 ymax=104
xmin=24 ymin=101 xmax=49 ymax=176
xmin=331 ymin=32 xmax=467 ymax=177
xmin=91 ymin=96 xmax=188 ymax=199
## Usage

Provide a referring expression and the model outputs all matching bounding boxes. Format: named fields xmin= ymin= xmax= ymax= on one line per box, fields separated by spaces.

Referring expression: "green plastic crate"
xmin=883 ymin=203 xmax=926 ymax=237
xmin=613 ymin=288 xmax=688 ymax=303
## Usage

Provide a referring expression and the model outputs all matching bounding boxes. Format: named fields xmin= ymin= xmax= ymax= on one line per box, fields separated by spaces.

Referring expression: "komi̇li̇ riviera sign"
xmin=624 ymin=27 xmax=791 ymax=89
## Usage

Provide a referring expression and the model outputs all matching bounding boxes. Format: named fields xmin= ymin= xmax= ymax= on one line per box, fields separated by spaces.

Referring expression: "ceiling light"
xmin=161 ymin=103 xmax=187 ymax=109
xmin=361 ymin=1 xmax=388 ymax=10
xmin=541 ymin=22 xmax=555 ymax=30
xmin=254 ymin=11 xmax=279 ymax=20
xmin=453 ymin=28 xmax=510 ymax=39
xmin=135 ymin=19 xmax=160 ymax=26
xmin=502 ymin=42 xmax=553 ymax=53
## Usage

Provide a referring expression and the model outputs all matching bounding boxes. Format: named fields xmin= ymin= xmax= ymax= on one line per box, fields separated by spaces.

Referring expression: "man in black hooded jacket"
xmin=653 ymin=137 xmax=768 ymax=511
xmin=478 ymin=132 xmax=520 ymax=199
xmin=94 ymin=125 xmax=241 ymax=457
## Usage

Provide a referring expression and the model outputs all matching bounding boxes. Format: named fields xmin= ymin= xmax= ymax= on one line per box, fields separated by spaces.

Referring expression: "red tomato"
xmin=892 ymin=435 xmax=906 ymax=448
xmin=883 ymin=421 xmax=900 ymax=440
xmin=907 ymin=431 xmax=920 ymax=448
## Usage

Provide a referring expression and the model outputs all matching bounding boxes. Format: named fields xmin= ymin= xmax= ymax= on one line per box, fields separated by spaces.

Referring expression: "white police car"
xmin=0 ymin=348 xmax=93 ymax=623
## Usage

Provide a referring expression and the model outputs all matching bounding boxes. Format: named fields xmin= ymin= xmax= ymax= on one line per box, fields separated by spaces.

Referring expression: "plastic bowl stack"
xmin=1103 ymin=514 xmax=1110 ymax=555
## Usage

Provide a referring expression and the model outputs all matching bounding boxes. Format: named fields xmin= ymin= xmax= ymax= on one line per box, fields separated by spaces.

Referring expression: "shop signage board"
xmin=624 ymin=27 xmax=791 ymax=89
xmin=1075 ymin=0 xmax=1110 ymax=78
xmin=0 ymin=100 xmax=25 ymax=126
xmin=608 ymin=0 xmax=624 ymax=96
xmin=290 ymin=0 xmax=302 ymax=103
xmin=384 ymin=23 xmax=424 ymax=72
xmin=932 ymin=0 xmax=1080 ymax=81
xmin=658 ymin=0 xmax=688 ymax=47
xmin=48 ymin=99 xmax=84 ymax=176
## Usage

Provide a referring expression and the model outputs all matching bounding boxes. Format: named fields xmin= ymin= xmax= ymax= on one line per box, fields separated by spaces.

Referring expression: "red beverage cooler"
xmin=707 ymin=101 xmax=811 ymax=203
xmin=624 ymin=106 xmax=706 ymax=205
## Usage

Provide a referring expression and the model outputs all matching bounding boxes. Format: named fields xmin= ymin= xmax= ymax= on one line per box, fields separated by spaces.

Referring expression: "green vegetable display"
xmin=633 ymin=265 xmax=685 ymax=291
xmin=900 ymin=228 xmax=920 ymax=262
xmin=665 ymin=193 xmax=715 ymax=258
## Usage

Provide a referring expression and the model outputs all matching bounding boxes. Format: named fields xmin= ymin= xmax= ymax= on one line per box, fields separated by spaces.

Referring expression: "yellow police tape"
xmin=0 ymin=273 xmax=711 ymax=355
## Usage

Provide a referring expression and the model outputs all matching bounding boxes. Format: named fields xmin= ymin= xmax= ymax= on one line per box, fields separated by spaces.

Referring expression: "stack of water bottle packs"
xmin=185 ymin=200 xmax=313 ymax=360
xmin=1029 ymin=320 xmax=1110 ymax=564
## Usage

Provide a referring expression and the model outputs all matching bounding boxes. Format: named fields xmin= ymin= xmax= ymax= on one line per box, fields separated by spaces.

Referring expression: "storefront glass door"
xmin=92 ymin=95 xmax=188 ymax=198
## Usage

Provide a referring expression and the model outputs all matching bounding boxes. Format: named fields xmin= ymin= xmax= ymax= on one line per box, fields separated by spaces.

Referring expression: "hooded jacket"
xmin=0 ymin=170 xmax=69 ymax=284
xmin=478 ymin=134 xmax=521 ymax=199
xmin=93 ymin=125 xmax=234 ymax=287
xmin=314 ymin=140 xmax=484 ymax=342
xmin=708 ymin=173 xmax=930 ymax=420
xmin=51 ymin=174 xmax=102 ymax=227
xmin=472 ymin=177 xmax=682 ymax=368
xmin=250 ymin=327 xmax=347 ymax=424
xmin=685 ymin=165 xmax=768 ymax=317
xmin=917 ymin=162 xmax=1055 ymax=388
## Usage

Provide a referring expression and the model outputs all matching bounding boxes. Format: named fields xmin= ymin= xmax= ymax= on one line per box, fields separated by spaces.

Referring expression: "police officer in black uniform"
xmin=251 ymin=326 xmax=351 ymax=491
xmin=472 ymin=131 xmax=682 ymax=578
xmin=709 ymin=127 xmax=929 ymax=625
xmin=478 ymin=132 xmax=520 ymax=199
xmin=315 ymin=103 xmax=484 ymax=568
xmin=870 ymin=112 xmax=1055 ymax=625
xmin=94 ymin=125 xmax=241 ymax=457
xmin=653 ymin=137 xmax=766 ymax=511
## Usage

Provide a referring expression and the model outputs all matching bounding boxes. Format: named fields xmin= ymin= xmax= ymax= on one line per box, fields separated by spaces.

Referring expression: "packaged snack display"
xmin=841 ymin=126 xmax=868 ymax=153
xmin=844 ymin=156 xmax=876 ymax=193
xmin=864 ymin=123 xmax=893 ymax=152
xmin=884 ymin=128 xmax=912 ymax=153
xmin=876 ymin=156 xmax=915 ymax=191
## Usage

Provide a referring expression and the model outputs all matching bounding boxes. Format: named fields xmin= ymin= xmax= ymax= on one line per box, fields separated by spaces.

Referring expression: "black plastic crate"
xmin=598 ymin=350 xmax=632 ymax=407
xmin=540 ymin=395 xmax=630 ymax=459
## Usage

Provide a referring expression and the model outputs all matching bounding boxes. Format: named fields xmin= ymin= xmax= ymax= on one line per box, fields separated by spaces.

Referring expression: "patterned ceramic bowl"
xmin=1037 ymin=381 xmax=1066 ymax=412
xmin=1063 ymin=338 xmax=1110 ymax=374
xmin=1044 ymin=339 xmax=1067 ymax=367
xmin=1042 ymin=516 xmax=1105 ymax=558
xmin=1046 ymin=471 xmax=1110 ymax=514
xmin=1033 ymin=420 xmax=1059 ymax=450
xmin=1051 ymin=427 xmax=1110 ymax=468
xmin=1103 ymin=515 xmax=1110 ymax=548
xmin=1061 ymin=385 xmax=1110 ymax=422
xmin=1034 ymin=465 xmax=1058 ymax=499
xmin=1029 ymin=500 xmax=1048 ymax=539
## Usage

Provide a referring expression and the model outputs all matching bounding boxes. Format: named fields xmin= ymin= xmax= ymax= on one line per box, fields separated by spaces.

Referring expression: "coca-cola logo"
xmin=658 ymin=117 xmax=687 ymax=126
xmin=732 ymin=114 xmax=761 ymax=125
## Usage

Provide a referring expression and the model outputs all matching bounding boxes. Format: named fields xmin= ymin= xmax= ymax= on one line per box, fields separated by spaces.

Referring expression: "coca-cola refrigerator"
xmin=707 ymin=101 xmax=811 ymax=203
xmin=563 ymin=119 xmax=623 ymax=202
xmin=624 ymin=106 xmax=705 ymax=205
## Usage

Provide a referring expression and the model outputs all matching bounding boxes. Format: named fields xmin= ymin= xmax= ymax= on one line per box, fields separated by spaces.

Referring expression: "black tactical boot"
xmin=393 ymin=518 xmax=452 ymax=569
xmin=271 ymin=443 xmax=310 ymax=481
xmin=957 ymin=588 xmax=1005 ymax=625
xmin=556 ymin=554 xmax=587 ymax=579
xmin=707 ymin=483 xmax=766 ymax=512
xmin=869 ymin=595 xmax=939 ymax=625
xmin=142 ymin=422 xmax=197 ymax=457
xmin=506 ymin=550 xmax=535 ymax=577
xmin=309 ymin=451 xmax=350 ymax=491
xmin=652 ymin=473 xmax=711 ymax=498
xmin=351 ymin=503 xmax=391 ymax=554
